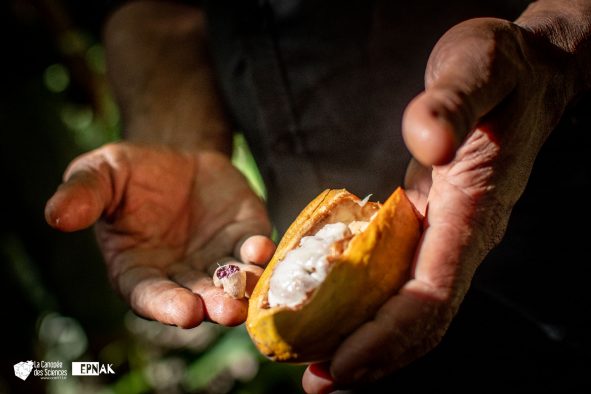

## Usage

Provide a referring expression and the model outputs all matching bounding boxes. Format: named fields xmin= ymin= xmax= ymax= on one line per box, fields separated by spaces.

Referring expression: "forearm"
xmin=104 ymin=0 xmax=231 ymax=154
xmin=515 ymin=0 xmax=591 ymax=94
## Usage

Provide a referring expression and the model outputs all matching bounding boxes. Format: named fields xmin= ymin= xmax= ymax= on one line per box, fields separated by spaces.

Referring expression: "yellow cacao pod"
xmin=246 ymin=187 xmax=422 ymax=363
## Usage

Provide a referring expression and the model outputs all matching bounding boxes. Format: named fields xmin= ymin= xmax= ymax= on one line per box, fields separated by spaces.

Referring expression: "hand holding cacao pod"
xmin=247 ymin=187 xmax=422 ymax=363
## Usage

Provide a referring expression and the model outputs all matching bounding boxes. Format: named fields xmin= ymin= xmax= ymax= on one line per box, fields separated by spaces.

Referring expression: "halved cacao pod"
xmin=246 ymin=187 xmax=422 ymax=363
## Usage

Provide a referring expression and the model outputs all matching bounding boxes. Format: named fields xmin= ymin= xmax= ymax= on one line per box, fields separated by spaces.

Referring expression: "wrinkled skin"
xmin=45 ymin=9 xmax=585 ymax=394
xmin=302 ymin=17 xmax=579 ymax=393
xmin=46 ymin=143 xmax=275 ymax=328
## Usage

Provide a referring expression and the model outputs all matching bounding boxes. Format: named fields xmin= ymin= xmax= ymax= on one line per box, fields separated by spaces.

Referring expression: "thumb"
xmin=45 ymin=149 xmax=122 ymax=232
xmin=403 ymin=18 xmax=521 ymax=166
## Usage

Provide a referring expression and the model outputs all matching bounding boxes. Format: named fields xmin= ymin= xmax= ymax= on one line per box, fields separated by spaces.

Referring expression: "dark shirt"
xmin=204 ymin=0 xmax=530 ymax=231
xmin=111 ymin=0 xmax=591 ymax=391
xmin=203 ymin=1 xmax=591 ymax=391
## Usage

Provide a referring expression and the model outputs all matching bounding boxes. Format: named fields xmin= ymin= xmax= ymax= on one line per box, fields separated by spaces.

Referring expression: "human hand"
xmin=45 ymin=142 xmax=275 ymax=328
xmin=303 ymin=16 xmax=581 ymax=392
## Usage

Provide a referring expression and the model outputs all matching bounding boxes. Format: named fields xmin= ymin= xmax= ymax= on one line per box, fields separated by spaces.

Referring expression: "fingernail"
xmin=307 ymin=363 xmax=335 ymax=394
xmin=309 ymin=362 xmax=333 ymax=381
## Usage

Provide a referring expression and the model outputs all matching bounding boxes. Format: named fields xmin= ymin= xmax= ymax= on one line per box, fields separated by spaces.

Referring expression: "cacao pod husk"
xmin=246 ymin=187 xmax=422 ymax=363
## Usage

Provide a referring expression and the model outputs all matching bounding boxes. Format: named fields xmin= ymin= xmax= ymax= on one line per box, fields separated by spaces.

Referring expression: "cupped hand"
xmin=303 ymin=17 xmax=578 ymax=392
xmin=45 ymin=142 xmax=275 ymax=328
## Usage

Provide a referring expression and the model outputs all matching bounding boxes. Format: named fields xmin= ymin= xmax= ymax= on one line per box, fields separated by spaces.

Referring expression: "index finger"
xmin=329 ymin=179 xmax=485 ymax=384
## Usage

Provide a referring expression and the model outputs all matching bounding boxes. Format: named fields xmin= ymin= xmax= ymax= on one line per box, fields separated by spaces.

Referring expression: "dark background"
xmin=0 ymin=1 xmax=302 ymax=393
xmin=1 ymin=0 xmax=591 ymax=393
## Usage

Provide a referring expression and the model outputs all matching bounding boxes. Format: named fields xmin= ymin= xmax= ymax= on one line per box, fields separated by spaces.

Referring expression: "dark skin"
xmin=304 ymin=2 xmax=591 ymax=391
xmin=45 ymin=1 xmax=591 ymax=393
xmin=46 ymin=143 xmax=274 ymax=327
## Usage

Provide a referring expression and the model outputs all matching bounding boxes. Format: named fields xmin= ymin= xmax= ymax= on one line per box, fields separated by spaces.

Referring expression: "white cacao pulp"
xmin=267 ymin=220 xmax=370 ymax=308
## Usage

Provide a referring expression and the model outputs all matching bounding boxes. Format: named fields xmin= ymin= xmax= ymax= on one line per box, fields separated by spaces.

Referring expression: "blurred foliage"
xmin=0 ymin=1 xmax=302 ymax=393
xmin=232 ymin=134 xmax=267 ymax=201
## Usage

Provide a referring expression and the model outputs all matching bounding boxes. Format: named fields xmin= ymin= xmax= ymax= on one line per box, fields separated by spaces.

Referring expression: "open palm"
xmin=46 ymin=143 xmax=274 ymax=328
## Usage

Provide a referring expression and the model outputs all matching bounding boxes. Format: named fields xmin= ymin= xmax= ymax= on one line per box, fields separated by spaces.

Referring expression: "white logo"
xmin=71 ymin=362 xmax=115 ymax=376
xmin=13 ymin=360 xmax=68 ymax=381
xmin=14 ymin=361 xmax=34 ymax=381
